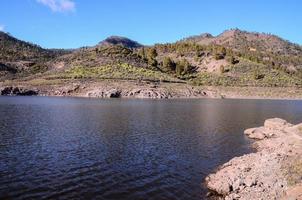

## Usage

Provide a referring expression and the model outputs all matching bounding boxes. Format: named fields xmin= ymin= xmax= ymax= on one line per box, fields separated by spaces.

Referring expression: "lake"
xmin=1 ymin=97 xmax=302 ymax=200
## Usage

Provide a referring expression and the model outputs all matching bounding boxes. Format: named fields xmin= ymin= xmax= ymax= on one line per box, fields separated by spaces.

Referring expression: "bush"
xmin=147 ymin=48 xmax=158 ymax=67
xmin=162 ymin=57 xmax=175 ymax=71
xmin=219 ymin=65 xmax=225 ymax=74
xmin=215 ymin=53 xmax=225 ymax=60
xmin=253 ymin=70 xmax=265 ymax=80
xmin=147 ymin=48 xmax=158 ymax=60
xmin=214 ymin=46 xmax=226 ymax=60
xmin=226 ymin=56 xmax=238 ymax=64
xmin=176 ymin=59 xmax=193 ymax=75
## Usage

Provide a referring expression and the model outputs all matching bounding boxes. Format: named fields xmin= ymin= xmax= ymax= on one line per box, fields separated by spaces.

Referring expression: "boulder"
xmin=264 ymin=118 xmax=290 ymax=130
xmin=104 ymin=89 xmax=121 ymax=98
xmin=0 ymin=86 xmax=38 ymax=96
xmin=244 ymin=127 xmax=266 ymax=140
xmin=86 ymin=88 xmax=121 ymax=98
xmin=206 ymin=118 xmax=301 ymax=199
xmin=125 ymin=89 xmax=170 ymax=99
xmin=206 ymin=176 xmax=233 ymax=196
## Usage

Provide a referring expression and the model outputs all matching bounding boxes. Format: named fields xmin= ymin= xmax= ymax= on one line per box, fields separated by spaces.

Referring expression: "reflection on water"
xmin=0 ymin=97 xmax=302 ymax=200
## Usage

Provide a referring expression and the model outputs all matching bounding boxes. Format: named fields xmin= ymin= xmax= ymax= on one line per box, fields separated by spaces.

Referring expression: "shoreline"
xmin=1 ymin=80 xmax=302 ymax=100
xmin=2 ymin=94 xmax=302 ymax=102
xmin=205 ymin=118 xmax=302 ymax=199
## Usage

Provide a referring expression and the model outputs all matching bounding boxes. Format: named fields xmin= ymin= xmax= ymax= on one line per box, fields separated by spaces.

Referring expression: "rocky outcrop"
xmin=83 ymin=83 xmax=219 ymax=99
xmin=0 ymin=86 xmax=39 ymax=96
xmin=51 ymin=84 xmax=80 ymax=96
xmin=87 ymin=88 xmax=121 ymax=98
xmin=0 ymin=81 xmax=219 ymax=99
xmin=122 ymin=88 xmax=171 ymax=99
xmin=243 ymin=118 xmax=289 ymax=140
xmin=87 ymin=88 xmax=171 ymax=99
xmin=206 ymin=118 xmax=302 ymax=200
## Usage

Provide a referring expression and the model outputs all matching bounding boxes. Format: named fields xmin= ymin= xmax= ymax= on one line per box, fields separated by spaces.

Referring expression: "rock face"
xmin=0 ymin=81 xmax=220 ymax=99
xmin=87 ymin=88 xmax=121 ymax=98
xmin=0 ymin=86 xmax=38 ymax=96
xmin=122 ymin=88 xmax=171 ymax=99
xmin=86 ymin=88 xmax=171 ymax=99
xmin=206 ymin=118 xmax=302 ymax=200
xmin=99 ymin=36 xmax=143 ymax=48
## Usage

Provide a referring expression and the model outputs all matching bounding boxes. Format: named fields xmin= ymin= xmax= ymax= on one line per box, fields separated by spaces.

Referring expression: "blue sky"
xmin=0 ymin=0 xmax=301 ymax=48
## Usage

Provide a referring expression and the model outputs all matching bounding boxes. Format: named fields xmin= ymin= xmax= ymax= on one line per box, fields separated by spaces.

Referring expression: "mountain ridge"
xmin=1 ymin=29 xmax=302 ymax=89
xmin=98 ymin=36 xmax=143 ymax=49
xmin=181 ymin=29 xmax=302 ymax=56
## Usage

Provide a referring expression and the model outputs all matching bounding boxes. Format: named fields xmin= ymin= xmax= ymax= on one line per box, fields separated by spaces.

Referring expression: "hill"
xmin=183 ymin=29 xmax=302 ymax=56
xmin=0 ymin=31 xmax=70 ymax=79
xmin=1 ymin=29 xmax=302 ymax=89
xmin=98 ymin=36 xmax=143 ymax=48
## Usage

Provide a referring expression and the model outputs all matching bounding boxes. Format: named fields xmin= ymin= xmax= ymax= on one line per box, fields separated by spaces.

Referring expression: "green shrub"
xmin=162 ymin=57 xmax=175 ymax=71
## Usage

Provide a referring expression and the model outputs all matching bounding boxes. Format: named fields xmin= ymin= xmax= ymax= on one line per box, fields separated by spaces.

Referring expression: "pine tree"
xmin=162 ymin=57 xmax=175 ymax=71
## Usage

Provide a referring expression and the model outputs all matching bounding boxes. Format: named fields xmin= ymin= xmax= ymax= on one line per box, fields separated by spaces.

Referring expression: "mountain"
xmin=98 ymin=36 xmax=143 ymax=48
xmin=0 ymin=31 xmax=69 ymax=62
xmin=49 ymin=36 xmax=146 ymax=71
xmin=1 ymin=29 xmax=302 ymax=88
xmin=51 ymin=44 xmax=148 ymax=70
xmin=0 ymin=31 xmax=71 ymax=78
xmin=183 ymin=29 xmax=302 ymax=56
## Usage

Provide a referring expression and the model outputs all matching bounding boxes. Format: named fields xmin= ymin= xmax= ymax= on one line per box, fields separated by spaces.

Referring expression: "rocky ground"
xmin=1 ymin=79 xmax=302 ymax=99
xmin=206 ymin=118 xmax=302 ymax=200
xmin=0 ymin=80 xmax=219 ymax=98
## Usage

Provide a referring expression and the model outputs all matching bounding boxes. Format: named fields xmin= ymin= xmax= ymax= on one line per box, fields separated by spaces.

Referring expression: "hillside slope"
xmin=183 ymin=29 xmax=302 ymax=56
xmin=0 ymin=31 xmax=70 ymax=79
xmin=98 ymin=36 xmax=143 ymax=48
xmin=1 ymin=29 xmax=302 ymax=89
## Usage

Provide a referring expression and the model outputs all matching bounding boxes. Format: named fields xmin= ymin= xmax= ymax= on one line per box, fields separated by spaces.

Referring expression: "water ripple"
xmin=1 ymin=97 xmax=302 ymax=199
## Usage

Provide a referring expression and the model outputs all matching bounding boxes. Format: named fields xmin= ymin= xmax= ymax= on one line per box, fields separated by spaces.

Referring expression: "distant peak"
xmin=99 ymin=36 xmax=143 ymax=48
xmin=0 ymin=31 xmax=10 ymax=38
xmin=199 ymin=33 xmax=214 ymax=38
xmin=219 ymin=28 xmax=246 ymax=37
xmin=180 ymin=33 xmax=213 ymax=43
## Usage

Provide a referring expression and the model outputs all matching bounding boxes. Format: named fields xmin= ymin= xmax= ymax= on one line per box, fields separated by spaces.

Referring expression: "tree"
xmin=138 ymin=47 xmax=146 ymax=59
xmin=147 ymin=48 xmax=158 ymax=67
xmin=148 ymin=59 xmax=158 ymax=67
xmin=221 ymin=47 xmax=226 ymax=56
xmin=214 ymin=46 xmax=227 ymax=60
xmin=219 ymin=65 xmax=225 ymax=74
xmin=147 ymin=48 xmax=158 ymax=60
xmin=162 ymin=57 xmax=175 ymax=71
xmin=176 ymin=59 xmax=192 ymax=75
xmin=226 ymin=56 xmax=238 ymax=64
xmin=253 ymin=69 xmax=265 ymax=80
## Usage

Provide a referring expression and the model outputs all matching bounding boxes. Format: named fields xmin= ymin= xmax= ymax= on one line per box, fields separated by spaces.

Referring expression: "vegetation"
xmin=284 ymin=157 xmax=302 ymax=186
xmin=162 ymin=57 xmax=176 ymax=72
xmin=192 ymin=60 xmax=302 ymax=87
xmin=146 ymin=48 xmax=158 ymax=67
xmin=46 ymin=63 xmax=179 ymax=83
xmin=0 ymin=32 xmax=68 ymax=62
xmin=175 ymin=59 xmax=193 ymax=76
xmin=1 ymin=29 xmax=302 ymax=88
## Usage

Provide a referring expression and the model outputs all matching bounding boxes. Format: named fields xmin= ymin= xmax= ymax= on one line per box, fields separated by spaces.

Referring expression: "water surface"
xmin=1 ymin=97 xmax=302 ymax=200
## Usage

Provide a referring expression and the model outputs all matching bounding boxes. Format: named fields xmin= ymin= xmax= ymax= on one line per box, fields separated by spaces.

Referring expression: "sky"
xmin=0 ymin=0 xmax=301 ymax=49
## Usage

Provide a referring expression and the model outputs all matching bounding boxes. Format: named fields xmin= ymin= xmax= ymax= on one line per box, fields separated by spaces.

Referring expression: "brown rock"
xmin=206 ymin=118 xmax=302 ymax=199
xmin=264 ymin=118 xmax=291 ymax=130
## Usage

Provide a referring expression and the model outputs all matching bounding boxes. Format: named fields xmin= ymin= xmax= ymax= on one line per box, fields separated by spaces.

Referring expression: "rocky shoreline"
xmin=205 ymin=118 xmax=302 ymax=199
xmin=0 ymin=81 xmax=220 ymax=99
xmin=2 ymin=80 xmax=302 ymax=99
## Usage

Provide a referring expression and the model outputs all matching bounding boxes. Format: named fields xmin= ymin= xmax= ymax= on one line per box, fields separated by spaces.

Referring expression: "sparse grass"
xmin=1 ymin=78 xmax=65 ymax=86
xmin=191 ymin=60 xmax=302 ymax=87
xmin=284 ymin=157 xmax=302 ymax=186
xmin=47 ymin=63 xmax=179 ymax=82
xmin=26 ymin=78 xmax=65 ymax=86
